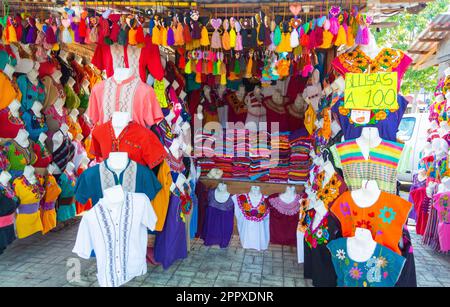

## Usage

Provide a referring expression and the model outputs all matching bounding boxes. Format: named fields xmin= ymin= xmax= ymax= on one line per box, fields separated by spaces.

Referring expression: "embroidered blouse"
xmin=3 ymin=140 xmax=39 ymax=172
xmin=0 ymin=108 xmax=25 ymax=138
xmin=331 ymin=139 xmax=404 ymax=194
xmin=267 ymin=193 xmax=301 ymax=246
xmin=327 ymin=238 xmax=406 ymax=287
xmin=330 ymin=191 xmax=412 ymax=255
xmin=21 ymin=111 xmax=48 ymax=142
xmin=0 ymin=72 xmax=22 ymax=111
xmin=16 ymin=75 xmax=45 ymax=111
xmin=91 ymin=121 xmax=167 ymax=169
xmin=237 ymin=194 xmax=269 ymax=222
xmin=88 ymin=75 xmax=163 ymax=127
xmin=75 ymin=159 xmax=161 ymax=206
xmin=332 ymin=47 xmax=412 ymax=90
xmin=44 ymin=105 xmax=68 ymax=140
xmin=73 ymin=192 xmax=157 ymax=287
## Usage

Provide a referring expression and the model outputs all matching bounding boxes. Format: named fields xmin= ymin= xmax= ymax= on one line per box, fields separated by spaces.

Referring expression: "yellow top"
xmin=41 ymin=175 xmax=61 ymax=235
xmin=152 ymin=160 xmax=173 ymax=231
xmin=13 ymin=176 xmax=45 ymax=239
xmin=66 ymin=115 xmax=83 ymax=140
xmin=0 ymin=72 xmax=22 ymax=110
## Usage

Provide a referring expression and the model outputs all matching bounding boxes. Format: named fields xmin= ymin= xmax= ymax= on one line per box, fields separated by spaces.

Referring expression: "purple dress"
xmin=331 ymin=94 xmax=407 ymax=141
xmin=154 ymin=194 xmax=188 ymax=269
xmin=202 ymin=189 xmax=234 ymax=248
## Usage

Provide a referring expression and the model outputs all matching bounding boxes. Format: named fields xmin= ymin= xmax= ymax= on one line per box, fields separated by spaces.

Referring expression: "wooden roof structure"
xmin=407 ymin=12 xmax=450 ymax=70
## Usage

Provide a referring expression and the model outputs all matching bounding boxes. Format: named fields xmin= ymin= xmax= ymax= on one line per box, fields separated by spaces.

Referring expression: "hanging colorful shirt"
xmin=331 ymin=139 xmax=404 ymax=194
xmin=16 ymin=75 xmax=45 ymax=111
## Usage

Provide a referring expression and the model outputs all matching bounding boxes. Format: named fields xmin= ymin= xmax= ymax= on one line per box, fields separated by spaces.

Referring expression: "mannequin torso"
xmin=215 ymin=183 xmax=230 ymax=203
xmin=347 ymin=227 xmax=377 ymax=262
xmin=113 ymin=68 xmax=134 ymax=82
xmin=248 ymin=186 xmax=263 ymax=206
xmin=103 ymin=185 xmax=126 ymax=220
xmin=15 ymin=129 xmax=30 ymax=148
xmin=111 ymin=112 xmax=132 ymax=138
xmin=8 ymin=99 xmax=21 ymax=118
xmin=356 ymin=127 xmax=382 ymax=160
xmin=279 ymin=186 xmax=297 ymax=204
xmin=351 ymin=180 xmax=381 ymax=208
xmin=31 ymin=102 xmax=43 ymax=118
xmin=107 ymin=152 xmax=129 ymax=176
xmin=23 ymin=165 xmax=37 ymax=185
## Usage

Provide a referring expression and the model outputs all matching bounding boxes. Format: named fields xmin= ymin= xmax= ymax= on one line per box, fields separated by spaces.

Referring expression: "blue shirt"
xmin=327 ymin=237 xmax=406 ymax=287
xmin=75 ymin=159 xmax=161 ymax=205
xmin=17 ymin=75 xmax=45 ymax=111
xmin=21 ymin=111 xmax=48 ymax=142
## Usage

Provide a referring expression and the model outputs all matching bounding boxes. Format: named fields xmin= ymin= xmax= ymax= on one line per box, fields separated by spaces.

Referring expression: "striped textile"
xmin=332 ymin=139 xmax=404 ymax=194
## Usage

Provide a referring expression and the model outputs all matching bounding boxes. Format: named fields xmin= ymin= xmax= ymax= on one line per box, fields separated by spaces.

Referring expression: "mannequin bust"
xmin=31 ymin=101 xmax=43 ymax=118
xmin=279 ymin=186 xmax=297 ymax=203
xmin=356 ymin=127 xmax=382 ymax=160
xmin=3 ymin=63 xmax=15 ymax=80
xmin=38 ymin=132 xmax=47 ymax=145
xmin=322 ymin=161 xmax=336 ymax=186
xmin=80 ymin=156 xmax=90 ymax=170
xmin=347 ymin=227 xmax=377 ymax=262
xmin=215 ymin=183 xmax=230 ymax=202
xmin=248 ymin=186 xmax=263 ymax=205
xmin=81 ymin=79 xmax=90 ymax=95
xmin=8 ymin=99 xmax=21 ymax=118
xmin=108 ymin=152 xmax=129 ymax=176
xmin=104 ymin=185 xmax=126 ymax=208
xmin=175 ymin=173 xmax=187 ymax=191
xmin=113 ymin=68 xmax=134 ymax=82
xmin=359 ymin=29 xmax=381 ymax=59
xmin=75 ymin=54 xmax=83 ymax=65
xmin=47 ymin=164 xmax=56 ymax=175
xmin=60 ymin=123 xmax=70 ymax=135
xmin=65 ymin=162 xmax=75 ymax=175
xmin=27 ymin=69 xmax=39 ymax=86
xmin=111 ymin=111 xmax=132 ymax=138
xmin=70 ymin=109 xmax=79 ymax=123
xmin=0 ymin=171 xmax=12 ymax=186
xmin=351 ymin=180 xmax=381 ymax=208
xmin=52 ymin=130 xmax=64 ymax=152
xmin=417 ymin=170 xmax=427 ymax=182
xmin=54 ymin=98 xmax=65 ymax=116
xmin=23 ymin=165 xmax=37 ymax=184
xmin=59 ymin=50 xmax=69 ymax=62
xmin=52 ymin=70 xmax=63 ymax=83
xmin=196 ymin=105 xmax=204 ymax=121
xmin=331 ymin=76 xmax=345 ymax=94
xmin=15 ymin=129 xmax=30 ymax=148
xmin=67 ymin=77 xmax=76 ymax=88
xmin=312 ymin=200 xmax=327 ymax=229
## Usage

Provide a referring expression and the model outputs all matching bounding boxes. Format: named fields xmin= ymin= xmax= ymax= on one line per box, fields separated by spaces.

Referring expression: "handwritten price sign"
xmin=344 ymin=72 xmax=398 ymax=110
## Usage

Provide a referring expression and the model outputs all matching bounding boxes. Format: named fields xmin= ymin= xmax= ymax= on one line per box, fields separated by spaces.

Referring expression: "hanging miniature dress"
xmin=210 ymin=18 xmax=222 ymax=49
xmin=57 ymin=170 xmax=77 ymax=222
xmin=222 ymin=19 xmax=231 ymax=51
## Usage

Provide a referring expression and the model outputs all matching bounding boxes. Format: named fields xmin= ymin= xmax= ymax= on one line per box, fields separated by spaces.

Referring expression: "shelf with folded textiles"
xmin=60 ymin=43 xmax=96 ymax=61
xmin=199 ymin=177 xmax=305 ymax=196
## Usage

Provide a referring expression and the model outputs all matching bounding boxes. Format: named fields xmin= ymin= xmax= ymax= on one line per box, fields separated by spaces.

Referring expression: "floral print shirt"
xmin=327 ymin=238 xmax=406 ymax=287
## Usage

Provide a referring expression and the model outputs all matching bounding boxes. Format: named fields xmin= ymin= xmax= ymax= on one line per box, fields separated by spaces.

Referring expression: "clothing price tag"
xmin=344 ymin=72 xmax=398 ymax=110
xmin=350 ymin=110 xmax=371 ymax=125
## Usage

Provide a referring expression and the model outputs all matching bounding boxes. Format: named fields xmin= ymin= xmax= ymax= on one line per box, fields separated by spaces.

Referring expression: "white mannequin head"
xmin=31 ymin=101 xmax=43 ymax=117
xmin=3 ymin=63 xmax=15 ymax=79
xmin=67 ymin=77 xmax=76 ymax=88
xmin=52 ymin=130 xmax=64 ymax=151
xmin=23 ymin=165 xmax=36 ymax=183
xmin=27 ymin=68 xmax=39 ymax=83
xmin=217 ymin=182 xmax=228 ymax=192
xmin=0 ymin=171 xmax=12 ymax=186
xmin=249 ymin=185 xmax=261 ymax=195
xmin=8 ymin=99 xmax=21 ymax=116
xmin=38 ymin=132 xmax=47 ymax=144
xmin=65 ymin=161 xmax=75 ymax=174
xmin=15 ymin=129 xmax=30 ymax=146
xmin=47 ymin=164 xmax=56 ymax=175
xmin=52 ymin=70 xmax=63 ymax=82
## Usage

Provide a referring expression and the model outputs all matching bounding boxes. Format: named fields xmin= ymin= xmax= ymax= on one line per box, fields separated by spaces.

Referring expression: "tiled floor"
xmin=0 ymin=219 xmax=448 ymax=287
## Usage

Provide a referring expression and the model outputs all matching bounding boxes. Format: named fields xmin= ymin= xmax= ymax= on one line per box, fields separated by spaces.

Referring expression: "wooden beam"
xmin=419 ymin=38 xmax=444 ymax=42
xmin=408 ymin=50 xmax=429 ymax=55
xmin=200 ymin=178 xmax=305 ymax=196
xmin=413 ymin=44 xmax=438 ymax=70
xmin=430 ymin=26 xmax=450 ymax=32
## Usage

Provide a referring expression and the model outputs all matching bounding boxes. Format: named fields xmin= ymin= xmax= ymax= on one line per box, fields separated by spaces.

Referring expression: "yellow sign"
xmin=344 ymin=72 xmax=398 ymax=110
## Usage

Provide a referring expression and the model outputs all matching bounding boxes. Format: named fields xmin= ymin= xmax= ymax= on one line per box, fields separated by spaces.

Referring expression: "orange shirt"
xmin=330 ymin=191 xmax=412 ymax=254
xmin=0 ymin=72 xmax=22 ymax=110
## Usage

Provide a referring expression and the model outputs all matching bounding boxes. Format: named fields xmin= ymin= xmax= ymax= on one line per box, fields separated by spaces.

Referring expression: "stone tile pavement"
xmin=0 ymin=219 xmax=448 ymax=287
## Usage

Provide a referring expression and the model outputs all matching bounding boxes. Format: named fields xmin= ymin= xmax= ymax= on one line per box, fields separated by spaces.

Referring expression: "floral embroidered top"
xmin=313 ymin=170 xmax=348 ymax=209
xmin=3 ymin=140 xmax=39 ymax=172
xmin=21 ymin=111 xmax=48 ymax=142
xmin=331 ymin=47 xmax=412 ymax=91
xmin=16 ymin=75 xmax=45 ymax=111
xmin=237 ymin=194 xmax=269 ymax=222
xmin=327 ymin=238 xmax=406 ymax=287
xmin=330 ymin=191 xmax=412 ymax=255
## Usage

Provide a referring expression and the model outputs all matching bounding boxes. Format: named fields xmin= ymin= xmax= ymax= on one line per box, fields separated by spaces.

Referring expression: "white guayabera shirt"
xmin=73 ymin=192 xmax=157 ymax=287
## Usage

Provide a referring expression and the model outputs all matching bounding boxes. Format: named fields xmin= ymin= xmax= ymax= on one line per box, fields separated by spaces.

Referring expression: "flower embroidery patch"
xmin=379 ymin=206 xmax=396 ymax=224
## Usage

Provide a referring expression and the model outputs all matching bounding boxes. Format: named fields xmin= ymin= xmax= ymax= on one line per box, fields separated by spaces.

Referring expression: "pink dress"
xmin=87 ymin=75 xmax=164 ymax=127
xmin=433 ymin=192 xmax=450 ymax=252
